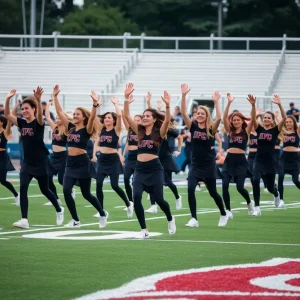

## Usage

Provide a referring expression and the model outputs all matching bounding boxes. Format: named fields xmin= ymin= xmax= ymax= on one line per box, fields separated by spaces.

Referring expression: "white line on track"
xmin=0 ymin=202 xmax=299 ymax=238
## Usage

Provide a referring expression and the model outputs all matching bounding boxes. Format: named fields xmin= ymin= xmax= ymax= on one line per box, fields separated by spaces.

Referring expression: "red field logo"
xmin=76 ymin=258 xmax=300 ymax=299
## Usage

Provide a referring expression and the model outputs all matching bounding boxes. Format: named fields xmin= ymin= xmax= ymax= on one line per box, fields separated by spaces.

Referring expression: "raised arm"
xmin=180 ymin=84 xmax=192 ymax=129
xmin=4 ymin=99 xmax=21 ymax=138
xmin=272 ymin=95 xmax=287 ymax=132
xmin=122 ymin=94 xmax=135 ymax=131
xmin=33 ymin=86 xmax=44 ymax=126
xmin=160 ymin=91 xmax=171 ymax=138
xmin=45 ymin=99 xmax=57 ymax=131
xmin=123 ymin=142 xmax=129 ymax=157
xmin=110 ymin=97 xmax=122 ymax=136
xmin=4 ymin=90 xmax=18 ymax=126
xmin=53 ymin=85 xmax=69 ymax=131
xmin=87 ymin=91 xmax=101 ymax=135
xmin=123 ymin=83 xmax=138 ymax=134
xmin=211 ymin=91 xmax=222 ymax=133
xmin=247 ymin=94 xmax=258 ymax=132
xmin=145 ymin=92 xmax=152 ymax=109
xmin=223 ymin=93 xmax=234 ymax=133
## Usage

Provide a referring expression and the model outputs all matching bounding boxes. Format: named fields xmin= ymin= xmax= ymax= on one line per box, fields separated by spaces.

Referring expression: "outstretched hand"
xmin=247 ymin=94 xmax=256 ymax=105
xmin=128 ymin=94 xmax=134 ymax=104
xmin=124 ymin=83 xmax=134 ymax=99
xmin=145 ymin=92 xmax=152 ymax=104
xmin=33 ymin=86 xmax=44 ymax=101
xmin=227 ymin=93 xmax=235 ymax=103
xmin=90 ymin=90 xmax=102 ymax=106
xmin=110 ymin=97 xmax=119 ymax=105
xmin=181 ymin=84 xmax=190 ymax=96
xmin=53 ymin=85 xmax=60 ymax=97
xmin=212 ymin=91 xmax=220 ymax=103
xmin=161 ymin=91 xmax=170 ymax=106
xmin=272 ymin=95 xmax=282 ymax=105
xmin=6 ymin=89 xmax=16 ymax=100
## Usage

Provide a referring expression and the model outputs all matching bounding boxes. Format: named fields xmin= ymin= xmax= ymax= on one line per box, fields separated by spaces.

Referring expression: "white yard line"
xmin=0 ymin=202 xmax=299 ymax=237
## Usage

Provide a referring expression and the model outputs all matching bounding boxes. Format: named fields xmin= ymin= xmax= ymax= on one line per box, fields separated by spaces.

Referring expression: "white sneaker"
xmin=99 ymin=211 xmax=108 ymax=228
xmin=93 ymin=212 xmax=100 ymax=218
xmin=56 ymin=207 xmax=64 ymax=225
xmin=249 ymin=190 xmax=253 ymax=195
xmin=252 ymin=206 xmax=261 ymax=216
xmin=44 ymin=199 xmax=62 ymax=206
xmin=15 ymin=193 xmax=20 ymax=206
xmin=13 ymin=218 xmax=29 ymax=229
xmin=127 ymin=201 xmax=134 ymax=218
xmin=168 ymin=217 xmax=176 ymax=235
xmin=136 ymin=229 xmax=149 ymax=239
xmin=179 ymin=171 xmax=184 ymax=175
xmin=72 ymin=189 xmax=76 ymax=199
xmin=218 ymin=215 xmax=228 ymax=227
xmin=278 ymin=200 xmax=285 ymax=208
xmin=175 ymin=196 xmax=182 ymax=210
xmin=196 ymin=186 xmax=202 ymax=192
xmin=145 ymin=205 xmax=157 ymax=213
xmin=64 ymin=220 xmax=80 ymax=228
xmin=247 ymin=200 xmax=255 ymax=216
xmin=226 ymin=210 xmax=233 ymax=220
xmin=147 ymin=194 xmax=150 ymax=201
xmin=185 ymin=218 xmax=199 ymax=228
xmin=274 ymin=193 xmax=280 ymax=207
xmin=263 ymin=188 xmax=268 ymax=193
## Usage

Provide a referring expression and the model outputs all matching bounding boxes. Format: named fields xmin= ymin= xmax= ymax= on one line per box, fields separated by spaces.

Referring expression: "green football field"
xmin=0 ymin=175 xmax=300 ymax=300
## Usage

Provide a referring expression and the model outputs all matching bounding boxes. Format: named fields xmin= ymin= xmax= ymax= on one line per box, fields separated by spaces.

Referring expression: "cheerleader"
xmin=0 ymin=112 xmax=19 ymax=203
xmin=248 ymin=95 xmax=286 ymax=216
xmin=123 ymin=83 xmax=176 ymax=239
xmin=44 ymin=100 xmax=72 ymax=206
xmin=5 ymin=88 xmax=64 ymax=229
xmin=181 ymin=84 xmax=228 ymax=227
xmin=53 ymin=85 xmax=107 ymax=228
xmin=95 ymin=97 xmax=133 ymax=218
xmin=122 ymin=94 xmax=142 ymax=205
xmin=222 ymin=93 xmax=254 ymax=218
xmin=278 ymin=116 xmax=300 ymax=207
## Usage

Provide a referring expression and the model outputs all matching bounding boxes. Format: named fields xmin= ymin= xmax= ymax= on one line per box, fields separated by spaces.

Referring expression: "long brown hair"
xmin=74 ymin=107 xmax=101 ymax=139
xmin=284 ymin=115 xmax=298 ymax=131
xmin=55 ymin=112 xmax=73 ymax=136
xmin=128 ymin=114 xmax=143 ymax=136
xmin=0 ymin=115 xmax=8 ymax=129
xmin=228 ymin=112 xmax=250 ymax=137
xmin=99 ymin=112 xmax=117 ymax=128
xmin=138 ymin=109 xmax=164 ymax=147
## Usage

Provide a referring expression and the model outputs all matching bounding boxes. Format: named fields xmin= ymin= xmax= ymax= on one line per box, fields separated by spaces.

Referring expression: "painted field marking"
xmin=0 ymin=202 xmax=299 ymax=237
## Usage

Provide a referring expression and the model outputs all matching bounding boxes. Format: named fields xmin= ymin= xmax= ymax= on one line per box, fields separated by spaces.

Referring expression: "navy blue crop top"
xmin=52 ymin=129 xmax=67 ymax=147
xmin=190 ymin=122 xmax=215 ymax=166
xmin=99 ymin=128 xmax=119 ymax=149
xmin=283 ymin=132 xmax=299 ymax=148
xmin=67 ymin=123 xmax=91 ymax=150
xmin=249 ymin=133 xmax=258 ymax=149
xmin=256 ymin=124 xmax=280 ymax=160
xmin=228 ymin=131 xmax=248 ymax=151
xmin=17 ymin=118 xmax=49 ymax=163
xmin=127 ymin=129 xmax=138 ymax=146
xmin=137 ymin=132 xmax=161 ymax=156
xmin=0 ymin=131 xmax=8 ymax=149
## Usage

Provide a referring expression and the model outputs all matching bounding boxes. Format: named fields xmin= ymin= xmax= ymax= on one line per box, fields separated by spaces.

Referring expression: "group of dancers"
xmin=0 ymin=83 xmax=299 ymax=238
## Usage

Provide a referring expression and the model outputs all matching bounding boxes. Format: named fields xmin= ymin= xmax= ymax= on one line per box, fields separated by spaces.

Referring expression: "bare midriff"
xmin=52 ymin=145 xmax=67 ymax=152
xmin=283 ymin=146 xmax=299 ymax=152
xmin=0 ymin=148 xmax=5 ymax=151
xmin=227 ymin=148 xmax=245 ymax=154
xmin=249 ymin=148 xmax=257 ymax=153
xmin=100 ymin=147 xmax=118 ymax=154
xmin=137 ymin=153 xmax=158 ymax=162
xmin=128 ymin=145 xmax=138 ymax=151
xmin=68 ymin=147 xmax=87 ymax=156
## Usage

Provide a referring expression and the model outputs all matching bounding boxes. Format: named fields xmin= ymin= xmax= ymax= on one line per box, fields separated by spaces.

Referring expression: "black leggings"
xmin=48 ymin=168 xmax=65 ymax=199
xmin=19 ymin=173 xmax=61 ymax=219
xmin=96 ymin=173 xmax=130 ymax=209
xmin=181 ymin=145 xmax=192 ymax=171
xmin=63 ymin=176 xmax=105 ymax=221
xmin=133 ymin=181 xmax=172 ymax=229
xmin=0 ymin=171 xmax=18 ymax=197
xmin=278 ymin=170 xmax=300 ymax=201
xmin=253 ymin=172 xmax=279 ymax=206
xmin=124 ymin=167 xmax=135 ymax=203
xmin=222 ymin=173 xmax=251 ymax=211
xmin=188 ymin=176 xmax=226 ymax=219
xmin=150 ymin=171 xmax=179 ymax=205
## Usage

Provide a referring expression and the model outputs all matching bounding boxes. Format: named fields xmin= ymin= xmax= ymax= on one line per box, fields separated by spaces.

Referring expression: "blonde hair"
xmin=197 ymin=105 xmax=213 ymax=137
xmin=76 ymin=107 xmax=101 ymax=139
xmin=56 ymin=112 xmax=73 ymax=136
